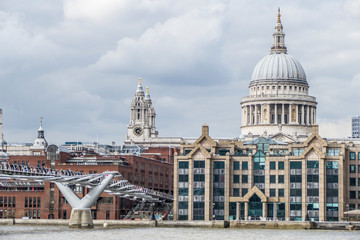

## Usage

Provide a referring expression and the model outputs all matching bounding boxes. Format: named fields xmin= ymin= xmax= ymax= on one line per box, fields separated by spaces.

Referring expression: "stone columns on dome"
xmin=267 ymin=104 xmax=271 ymax=124
xmin=281 ymin=104 xmax=285 ymax=124
xmin=275 ymin=104 xmax=278 ymax=124
xmin=313 ymin=107 xmax=316 ymax=124
xmin=307 ymin=105 xmax=310 ymax=125
xmin=250 ymin=105 xmax=253 ymax=125
xmin=301 ymin=105 xmax=305 ymax=125
xmin=295 ymin=105 xmax=299 ymax=124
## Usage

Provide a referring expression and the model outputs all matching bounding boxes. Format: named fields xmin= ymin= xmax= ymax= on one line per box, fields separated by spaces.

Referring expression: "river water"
xmin=0 ymin=225 xmax=359 ymax=240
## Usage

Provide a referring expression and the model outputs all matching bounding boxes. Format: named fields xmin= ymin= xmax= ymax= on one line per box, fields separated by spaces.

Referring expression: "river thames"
xmin=1 ymin=225 xmax=360 ymax=240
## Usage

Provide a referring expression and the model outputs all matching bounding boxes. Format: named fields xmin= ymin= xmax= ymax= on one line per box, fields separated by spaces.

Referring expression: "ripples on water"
xmin=0 ymin=225 xmax=359 ymax=240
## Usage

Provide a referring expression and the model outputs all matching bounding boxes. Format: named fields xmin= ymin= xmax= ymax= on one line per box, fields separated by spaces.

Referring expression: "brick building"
xmin=0 ymin=147 xmax=173 ymax=220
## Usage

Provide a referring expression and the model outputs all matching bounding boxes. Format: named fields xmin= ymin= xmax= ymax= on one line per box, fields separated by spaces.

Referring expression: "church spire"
xmin=145 ymin=86 xmax=151 ymax=101
xmin=136 ymin=77 xmax=144 ymax=93
xmin=271 ymin=8 xmax=287 ymax=54
xmin=37 ymin=117 xmax=45 ymax=138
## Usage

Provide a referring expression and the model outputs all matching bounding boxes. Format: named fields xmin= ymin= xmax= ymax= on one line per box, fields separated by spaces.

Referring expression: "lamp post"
xmin=212 ymin=203 xmax=215 ymax=220
xmin=151 ymin=203 xmax=155 ymax=221
xmin=346 ymin=204 xmax=349 ymax=222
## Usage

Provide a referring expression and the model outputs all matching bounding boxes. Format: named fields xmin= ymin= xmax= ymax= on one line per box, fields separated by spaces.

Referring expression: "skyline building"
xmin=352 ymin=116 xmax=360 ymax=138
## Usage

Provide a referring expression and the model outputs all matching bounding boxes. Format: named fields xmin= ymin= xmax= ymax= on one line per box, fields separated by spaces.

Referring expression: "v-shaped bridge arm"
xmin=55 ymin=174 xmax=114 ymax=209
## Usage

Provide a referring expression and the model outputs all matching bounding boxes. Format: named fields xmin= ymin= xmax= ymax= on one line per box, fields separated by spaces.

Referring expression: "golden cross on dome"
xmin=277 ymin=7 xmax=281 ymax=23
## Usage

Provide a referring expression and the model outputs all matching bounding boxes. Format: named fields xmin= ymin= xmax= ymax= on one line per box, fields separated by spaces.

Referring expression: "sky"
xmin=0 ymin=0 xmax=360 ymax=145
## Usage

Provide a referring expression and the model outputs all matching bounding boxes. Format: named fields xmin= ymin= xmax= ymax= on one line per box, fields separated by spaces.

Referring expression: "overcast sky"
xmin=1 ymin=0 xmax=360 ymax=145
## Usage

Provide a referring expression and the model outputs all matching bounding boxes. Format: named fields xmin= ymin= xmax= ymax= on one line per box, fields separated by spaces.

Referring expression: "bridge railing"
xmin=0 ymin=162 xmax=173 ymax=202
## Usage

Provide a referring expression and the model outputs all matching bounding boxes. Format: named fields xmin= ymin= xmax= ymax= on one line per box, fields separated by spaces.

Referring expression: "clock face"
xmin=133 ymin=126 xmax=143 ymax=136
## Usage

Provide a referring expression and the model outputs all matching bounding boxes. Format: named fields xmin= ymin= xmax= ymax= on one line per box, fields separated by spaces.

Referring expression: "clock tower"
xmin=126 ymin=78 xmax=158 ymax=143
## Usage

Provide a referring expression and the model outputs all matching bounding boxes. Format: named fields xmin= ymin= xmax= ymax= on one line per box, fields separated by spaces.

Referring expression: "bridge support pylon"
xmin=55 ymin=174 xmax=114 ymax=228
xmin=69 ymin=209 xmax=93 ymax=228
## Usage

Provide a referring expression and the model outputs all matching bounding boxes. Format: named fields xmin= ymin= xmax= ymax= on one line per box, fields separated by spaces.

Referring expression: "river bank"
xmin=0 ymin=219 xmax=359 ymax=231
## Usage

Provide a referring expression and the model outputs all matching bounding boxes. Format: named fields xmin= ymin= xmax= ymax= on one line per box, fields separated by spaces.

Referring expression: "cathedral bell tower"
xmin=126 ymin=78 xmax=158 ymax=143
xmin=30 ymin=117 xmax=48 ymax=155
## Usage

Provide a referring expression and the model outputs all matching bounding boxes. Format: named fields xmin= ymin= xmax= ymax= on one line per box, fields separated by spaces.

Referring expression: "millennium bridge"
xmin=0 ymin=162 xmax=173 ymax=228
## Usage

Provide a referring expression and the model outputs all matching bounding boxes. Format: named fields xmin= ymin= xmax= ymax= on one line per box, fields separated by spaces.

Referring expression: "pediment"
xmin=187 ymin=145 xmax=211 ymax=159
xmin=270 ymin=132 xmax=295 ymax=143
xmin=303 ymin=145 xmax=325 ymax=159
xmin=243 ymin=185 xmax=267 ymax=202
xmin=192 ymin=150 xmax=205 ymax=160
xmin=199 ymin=138 xmax=211 ymax=149
xmin=304 ymin=134 xmax=327 ymax=148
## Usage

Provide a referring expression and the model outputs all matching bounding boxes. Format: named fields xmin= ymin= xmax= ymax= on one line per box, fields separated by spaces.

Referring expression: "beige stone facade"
xmin=173 ymin=125 xmax=360 ymax=221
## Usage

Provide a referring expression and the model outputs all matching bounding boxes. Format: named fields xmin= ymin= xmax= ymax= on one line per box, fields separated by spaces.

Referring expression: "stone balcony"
xmin=241 ymin=94 xmax=316 ymax=103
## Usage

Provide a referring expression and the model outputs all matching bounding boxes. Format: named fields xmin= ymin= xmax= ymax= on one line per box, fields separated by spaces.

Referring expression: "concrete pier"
xmin=69 ymin=209 xmax=93 ymax=228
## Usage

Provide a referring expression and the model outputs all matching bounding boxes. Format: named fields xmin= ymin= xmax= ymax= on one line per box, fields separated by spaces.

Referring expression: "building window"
xmin=358 ymin=152 xmax=360 ymax=160
xmin=270 ymin=175 xmax=276 ymax=183
xmin=194 ymin=161 xmax=205 ymax=168
xmin=278 ymin=189 xmax=284 ymax=197
xmin=242 ymin=188 xmax=248 ymax=197
xmin=242 ymin=162 xmax=248 ymax=170
xmin=270 ymin=189 xmax=276 ymax=197
xmin=350 ymin=165 xmax=356 ymax=173
xmin=242 ymin=175 xmax=248 ymax=183
xmin=278 ymin=161 xmax=284 ymax=170
xmin=233 ymin=175 xmax=240 ymax=183
xmin=293 ymin=149 xmax=304 ymax=156
xmin=358 ymin=178 xmax=360 ymax=186
xmin=179 ymin=161 xmax=189 ymax=169
xmin=141 ymin=163 xmax=145 ymax=171
xmin=270 ymin=162 xmax=276 ymax=170
xmin=350 ymin=191 xmax=356 ymax=199
xmin=278 ymin=175 xmax=284 ymax=183
xmin=233 ymin=162 xmax=240 ymax=170
xmin=350 ymin=178 xmax=356 ymax=186
xmin=350 ymin=152 xmax=356 ymax=160
xmin=253 ymin=151 xmax=265 ymax=170
xmin=327 ymin=149 xmax=340 ymax=156
xmin=194 ymin=174 xmax=205 ymax=182
xmin=233 ymin=188 xmax=240 ymax=197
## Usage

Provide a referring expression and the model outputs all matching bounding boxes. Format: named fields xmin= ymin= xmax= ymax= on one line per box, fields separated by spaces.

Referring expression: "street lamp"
xmin=212 ymin=203 xmax=215 ymax=220
xmin=151 ymin=203 xmax=155 ymax=221
xmin=346 ymin=204 xmax=349 ymax=222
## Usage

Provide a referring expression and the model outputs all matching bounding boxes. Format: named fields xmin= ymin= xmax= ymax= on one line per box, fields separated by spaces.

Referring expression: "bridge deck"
xmin=0 ymin=162 xmax=173 ymax=202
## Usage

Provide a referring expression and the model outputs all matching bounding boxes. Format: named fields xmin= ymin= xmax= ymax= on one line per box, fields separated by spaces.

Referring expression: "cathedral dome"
xmin=251 ymin=53 xmax=307 ymax=85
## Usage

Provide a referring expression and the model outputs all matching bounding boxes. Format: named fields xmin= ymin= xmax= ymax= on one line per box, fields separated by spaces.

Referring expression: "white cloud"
xmin=63 ymin=0 xmax=131 ymax=21
xmin=93 ymin=4 xmax=226 ymax=82
xmin=319 ymin=118 xmax=352 ymax=139
xmin=1 ymin=0 xmax=360 ymax=144
xmin=344 ymin=0 xmax=360 ymax=16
